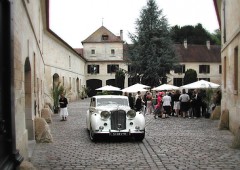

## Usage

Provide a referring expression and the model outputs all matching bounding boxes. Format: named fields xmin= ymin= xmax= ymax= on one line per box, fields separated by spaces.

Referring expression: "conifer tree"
xmin=127 ymin=0 xmax=177 ymax=87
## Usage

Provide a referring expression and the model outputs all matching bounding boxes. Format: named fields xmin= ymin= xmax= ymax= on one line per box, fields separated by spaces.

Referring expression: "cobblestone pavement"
xmin=30 ymin=99 xmax=240 ymax=170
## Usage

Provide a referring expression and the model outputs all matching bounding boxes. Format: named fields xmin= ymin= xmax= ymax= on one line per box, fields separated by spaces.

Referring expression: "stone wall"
xmin=220 ymin=0 xmax=240 ymax=135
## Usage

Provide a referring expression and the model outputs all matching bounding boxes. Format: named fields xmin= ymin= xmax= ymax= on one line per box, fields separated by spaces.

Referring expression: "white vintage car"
xmin=86 ymin=95 xmax=145 ymax=141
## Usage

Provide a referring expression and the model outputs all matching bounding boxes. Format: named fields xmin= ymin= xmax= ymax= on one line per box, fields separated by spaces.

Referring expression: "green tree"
xmin=127 ymin=0 xmax=177 ymax=87
xmin=210 ymin=29 xmax=221 ymax=45
xmin=183 ymin=69 xmax=197 ymax=85
xmin=170 ymin=24 xmax=220 ymax=45
xmin=115 ymin=69 xmax=125 ymax=89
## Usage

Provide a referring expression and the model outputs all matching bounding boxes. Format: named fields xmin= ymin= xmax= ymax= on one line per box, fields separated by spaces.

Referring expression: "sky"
xmin=49 ymin=0 xmax=219 ymax=48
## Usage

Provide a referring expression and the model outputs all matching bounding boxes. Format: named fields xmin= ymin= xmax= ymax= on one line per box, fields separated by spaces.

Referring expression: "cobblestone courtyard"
xmin=30 ymin=99 xmax=240 ymax=170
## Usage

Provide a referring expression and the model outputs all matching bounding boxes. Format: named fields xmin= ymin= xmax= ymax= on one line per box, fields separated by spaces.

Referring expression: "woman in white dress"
xmin=59 ymin=93 xmax=68 ymax=121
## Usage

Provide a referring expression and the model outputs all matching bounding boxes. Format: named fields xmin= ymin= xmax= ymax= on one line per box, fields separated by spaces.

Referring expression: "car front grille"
xmin=110 ymin=110 xmax=126 ymax=130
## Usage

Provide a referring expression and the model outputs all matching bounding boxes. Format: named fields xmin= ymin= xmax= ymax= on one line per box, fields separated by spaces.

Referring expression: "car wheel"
xmin=89 ymin=126 xmax=97 ymax=141
xmin=134 ymin=132 xmax=145 ymax=141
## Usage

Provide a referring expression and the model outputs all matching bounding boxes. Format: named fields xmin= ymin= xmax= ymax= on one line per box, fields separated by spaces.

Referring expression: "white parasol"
xmin=95 ymin=85 xmax=121 ymax=91
xmin=122 ymin=83 xmax=150 ymax=93
xmin=152 ymin=84 xmax=179 ymax=91
xmin=180 ymin=80 xmax=220 ymax=89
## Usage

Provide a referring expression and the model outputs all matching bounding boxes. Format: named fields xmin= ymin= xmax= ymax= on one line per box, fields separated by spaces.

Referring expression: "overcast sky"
xmin=49 ymin=0 xmax=219 ymax=48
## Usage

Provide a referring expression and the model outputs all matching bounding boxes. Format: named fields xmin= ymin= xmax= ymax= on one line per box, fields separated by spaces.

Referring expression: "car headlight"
xmin=100 ymin=111 xmax=110 ymax=119
xmin=127 ymin=109 xmax=136 ymax=118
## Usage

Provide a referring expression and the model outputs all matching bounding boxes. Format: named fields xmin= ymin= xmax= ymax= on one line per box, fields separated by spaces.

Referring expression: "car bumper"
xmin=93 ymin=129 xmax=145 ymax=136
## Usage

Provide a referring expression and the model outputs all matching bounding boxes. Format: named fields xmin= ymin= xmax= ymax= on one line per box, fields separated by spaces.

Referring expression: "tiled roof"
xmin=81 ymin=26 xmax=123 ymax=43
xmin=74 ymin=48 xmax=83 ymax=56
xmin=75 ymin=43 xmax=221 ymax=63
xmin=174 ymin=44 xmax=221 ymax=62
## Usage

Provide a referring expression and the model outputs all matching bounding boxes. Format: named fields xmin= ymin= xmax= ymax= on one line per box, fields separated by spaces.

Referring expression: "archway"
xmin=24 ymin=57 xmax=34 ymax=140
xmin=53 ymin=73 xmax=60 ymax=87
xmin=106 ymin=79 xmax=115 ymax=86
xmin=86 ymin=79 xmax=102 ymax=97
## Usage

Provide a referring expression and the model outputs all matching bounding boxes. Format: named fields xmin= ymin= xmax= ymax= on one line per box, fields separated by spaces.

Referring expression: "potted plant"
xmin=51 ymin=82 xmax=65 ymax=113
xmin=80 ymin=91 xmax=85 ymax=100
xmin=81 ymin=86 xmax=90 ymax=98
xmin=201 ymin=88 xmax=214 ymax=118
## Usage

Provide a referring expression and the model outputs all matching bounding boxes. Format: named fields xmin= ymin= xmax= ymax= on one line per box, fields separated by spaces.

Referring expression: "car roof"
xmin=93 ymin=95 xmax=128 ymax=99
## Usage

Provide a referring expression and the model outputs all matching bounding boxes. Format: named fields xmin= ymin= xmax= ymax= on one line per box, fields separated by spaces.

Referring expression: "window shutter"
xmin=87 ymin=65 xmax=91 ymax=73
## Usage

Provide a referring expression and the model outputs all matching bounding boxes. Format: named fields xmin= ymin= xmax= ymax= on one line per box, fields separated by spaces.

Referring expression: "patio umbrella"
xmin=128 ymin=83 xmax=150 ymax=89
xmin=95 ymin=85 xmax=121 ymax=91
xmin=122 ymin=83 xmax=149 ymax=93
xmin=180 ymin=80 xmax=220 ymax=89
xmin=152 ymin=84 xmax=179 ymax=91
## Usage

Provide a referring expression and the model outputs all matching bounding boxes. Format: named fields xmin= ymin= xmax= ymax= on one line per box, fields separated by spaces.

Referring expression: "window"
xmin=107 ymin=64 xmax=119 ymax=73
xmin=128 ymin=65 xmax=133 ymax=72
xmin=87 ymin=65 xmax=99 ymax=74
xmin=69 ymin=56 xmax=71 ymax=68
xmin=69 ymin=77 xmax=71 ymax=89
xmin=234 ymin=46 xmax=238 ymax=93
xmin=199 ymin=65 xmax=210 ymax=74
xmin=224 ymin=56 xmax=227 ymax=88
xmin=174 ymin=65 xmax=185 ymax=74
xmin=102 ymin=34 xmax=108 ymax=40
xmin=111 ymin=49 xmax=115 ymax=55
xmin=199 ymin=78 xmax=210 ymax=82
xmin=91 ymin=49 xmax=95 ymax=55
xmin=219 ymin=65 xmax=222 ymax=74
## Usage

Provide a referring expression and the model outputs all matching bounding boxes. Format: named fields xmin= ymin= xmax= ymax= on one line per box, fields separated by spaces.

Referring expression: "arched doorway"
xmin=106 ymin=79 xmax=115 ymax=86
xmin=53 ymin=73 xmax=60 ymax=87
xmin=24 ymin=57 xmax=34 ymax=140
xmin=86 ymin=79 xmax=102 ymax=97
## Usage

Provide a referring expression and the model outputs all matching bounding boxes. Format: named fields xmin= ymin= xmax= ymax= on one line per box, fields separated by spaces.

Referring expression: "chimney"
xmin=206 ymin=40 xmax=210 ymax=50
xmin=120 ymin=30 xmax=123 ymax=40
xmin=184 ymin=39 xmax=187 ymax=49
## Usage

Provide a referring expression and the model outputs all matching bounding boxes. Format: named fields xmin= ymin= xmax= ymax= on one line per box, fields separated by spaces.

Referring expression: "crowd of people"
xmin=126 ymin=88 xmax=215 ymax=119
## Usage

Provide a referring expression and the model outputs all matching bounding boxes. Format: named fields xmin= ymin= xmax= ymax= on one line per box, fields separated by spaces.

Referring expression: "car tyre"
xmin=89 ymin=126 xmax=97 ymax=142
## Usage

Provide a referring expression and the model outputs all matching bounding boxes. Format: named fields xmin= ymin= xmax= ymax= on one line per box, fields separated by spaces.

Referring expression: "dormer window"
xmin=111 ymin=49 xmax=115 ymax=55
xmin=91 ymin=49 xmax=95 ymax=54
xmin=102 ymin=34 xmax=108 ymax=40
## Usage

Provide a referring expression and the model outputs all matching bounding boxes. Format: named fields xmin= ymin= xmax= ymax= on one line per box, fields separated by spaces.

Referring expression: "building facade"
xmin=80 ymin=26 xmax=128 ymax=96
xmin=0 ymin=0 xmax=223 ymax=168
xmin=214 ymin=0 xmax=240 ymax=135
xmin=168 ymin=40 xmax=221 ymax=86
xmin=0 ymin=0 xmax=86 ymax=168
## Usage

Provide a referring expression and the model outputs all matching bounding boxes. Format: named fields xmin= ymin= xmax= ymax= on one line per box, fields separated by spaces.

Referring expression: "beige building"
xmin=168 ymin=40 xmax=221 ymax=86
xmin=214 ymin=0 xmax=240 ymax=135
xmin=77 ymin=27 xmax=221 ymax=94
xmin=78 ymin=26 xmax=128 ymax=96
xmin=0 ymin=0 xmax=222 ymax=168
xmin=1 ymin=0 xmax=86 ymax=167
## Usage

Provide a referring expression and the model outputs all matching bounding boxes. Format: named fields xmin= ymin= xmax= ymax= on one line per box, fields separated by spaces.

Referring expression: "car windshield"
xmin=96 ymin=98 xmax=129 ymax=107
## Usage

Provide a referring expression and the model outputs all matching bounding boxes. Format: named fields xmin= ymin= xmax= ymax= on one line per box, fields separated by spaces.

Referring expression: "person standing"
xmin=179 ymin=89 xmax=190 ymax=118
xmin=128 ymin=93 xmax=134 ymax=109
xmin=193 ymin=89 xmax=202 ymax=118
xmin=162 ymin=92 xmax=172 ymax=118
xmin=146 ymin=92 xmax=153 ymax=115
xmin=154 ymin=92 xmax=163 ymax=119
xmin=143 ymin=91 xmax=148 ymax=115
xmin=135 ymin=95 xmax=144 ymax=112
xmin=59 ymin=93 xmax=68 ymax=121
xmin=172 ymin=90 xmax=181 ymax=117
